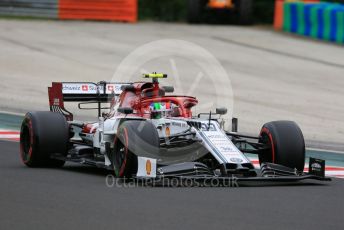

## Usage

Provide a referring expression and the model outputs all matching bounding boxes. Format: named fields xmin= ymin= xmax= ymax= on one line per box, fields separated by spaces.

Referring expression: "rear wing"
xmin=48 ymin=82 xmax=130 ymax=120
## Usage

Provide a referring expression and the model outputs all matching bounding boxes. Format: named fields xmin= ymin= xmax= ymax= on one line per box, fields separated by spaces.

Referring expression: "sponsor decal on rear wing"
xmin=62 ymin=82 xmax=129 ymax=95
xmin=48 ymin=82 xmax=130 ymax=120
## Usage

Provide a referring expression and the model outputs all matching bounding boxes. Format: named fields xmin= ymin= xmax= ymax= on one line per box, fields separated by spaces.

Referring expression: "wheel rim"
xmin=114 ymin=128 xmax=129 ymax=177
xmin=259 ymin=128 xmax=275 ymax=165
xmin=20 ymin=124 xmax=32 ymax=163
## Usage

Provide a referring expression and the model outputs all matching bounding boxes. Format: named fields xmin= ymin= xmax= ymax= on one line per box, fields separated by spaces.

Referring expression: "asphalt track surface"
xmin=1 ymin=140 xmax=343 ymax=230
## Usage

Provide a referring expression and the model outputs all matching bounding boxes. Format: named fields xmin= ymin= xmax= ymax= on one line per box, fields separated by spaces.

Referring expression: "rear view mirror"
xmin=162 ymin=86 xmax=174 ymax=93
xmin=216 ymin=107 xmax=227 ymax=115
xmin=117 ymin=107 xmax=133 ymax=114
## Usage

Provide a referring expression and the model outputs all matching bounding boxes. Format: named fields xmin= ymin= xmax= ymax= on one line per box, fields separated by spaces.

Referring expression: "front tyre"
xmin=20 ymin=111 xmax=69 ymax=167
xmin=258 ymin=120 xmax=305 ymax=172
xmin=113 ymin=120 xmax=159 ymax=178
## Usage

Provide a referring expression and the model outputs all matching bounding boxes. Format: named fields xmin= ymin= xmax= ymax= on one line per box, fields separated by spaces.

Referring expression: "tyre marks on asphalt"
xmin=213 ymin=36 xmax=344 ymax=69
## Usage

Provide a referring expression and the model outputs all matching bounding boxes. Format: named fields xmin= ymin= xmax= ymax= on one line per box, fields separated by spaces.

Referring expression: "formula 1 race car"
xmin=20 ymin=73 xmax=330 ymax=185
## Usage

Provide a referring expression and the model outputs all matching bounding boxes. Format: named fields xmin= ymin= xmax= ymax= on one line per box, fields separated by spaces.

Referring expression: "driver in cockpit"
xmin=150 ymin=102 xmax=180 ymax=119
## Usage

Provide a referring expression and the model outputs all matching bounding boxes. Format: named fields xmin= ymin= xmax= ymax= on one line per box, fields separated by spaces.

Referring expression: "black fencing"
xmin=138 ymin=0 xmax=276 ymax=23
xmin=138 ymin=0 xmax=344 ymax=24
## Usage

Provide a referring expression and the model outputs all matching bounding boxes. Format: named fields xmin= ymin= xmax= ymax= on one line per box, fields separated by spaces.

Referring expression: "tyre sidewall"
xmin=113 ymin=120 xmax=159 ymax=177
xmin=259 ymin=121 xmax=305 ymax=171
xmin=20 ymin=112 xmax=69 ymax=167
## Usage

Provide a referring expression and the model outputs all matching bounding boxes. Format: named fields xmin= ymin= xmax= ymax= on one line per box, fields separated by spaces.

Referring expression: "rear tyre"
xmin=113 ymin=120 xmax=159 ymax=178
xmin=20 ymin=111 xmax=69 ymax=167
xmin=258 ymin=121 xmax=305 ymax=172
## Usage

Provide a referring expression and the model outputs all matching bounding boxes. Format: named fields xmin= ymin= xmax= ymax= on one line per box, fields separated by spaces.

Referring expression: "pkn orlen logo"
xmin=146 ymin=159 xmax=152 ymax=176
xmin=82 ymin=85 xmax=88 ymax=91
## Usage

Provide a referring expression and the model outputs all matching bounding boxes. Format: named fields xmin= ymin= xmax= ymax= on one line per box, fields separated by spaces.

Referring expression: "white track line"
xmin=0 ymin=130 xmax=20 ymax=141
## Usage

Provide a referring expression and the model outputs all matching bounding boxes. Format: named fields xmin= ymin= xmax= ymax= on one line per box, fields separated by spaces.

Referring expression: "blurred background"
xmin=0 ymin=0 xmax=343 ymax=24
xmin=0 ymin=0 xmax=344 ymax=42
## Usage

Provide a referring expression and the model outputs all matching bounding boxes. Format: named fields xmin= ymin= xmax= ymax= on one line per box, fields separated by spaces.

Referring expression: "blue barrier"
xmin=283 ymin=2 xmax=344 ymax=44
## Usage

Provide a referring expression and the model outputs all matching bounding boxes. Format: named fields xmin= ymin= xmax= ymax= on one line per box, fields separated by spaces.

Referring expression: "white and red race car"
xmin=20 ymin=73 xmax=329 ymax=185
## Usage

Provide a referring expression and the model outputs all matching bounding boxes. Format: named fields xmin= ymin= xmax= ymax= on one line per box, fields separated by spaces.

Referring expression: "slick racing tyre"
xmin=113 ymin=120 xmax=159 ymax=178
xmin=258 ymin=120 xmax=305 ymax=172
xmin=20 ymin=111 xmax=69 ymax=167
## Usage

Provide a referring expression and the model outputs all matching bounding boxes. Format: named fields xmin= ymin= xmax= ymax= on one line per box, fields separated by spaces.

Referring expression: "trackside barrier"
xmin=0 ymin=0 xmax=137 ymax=22
xmin=0 ymin=0 xmax=58 ymax=18
xmin=274 ymin=0 xmax=320 ymax=30
xmin=58 ymin=0 xmax=137 ymax=22
xmin=275 ymin=0 xmax=344 ymax=44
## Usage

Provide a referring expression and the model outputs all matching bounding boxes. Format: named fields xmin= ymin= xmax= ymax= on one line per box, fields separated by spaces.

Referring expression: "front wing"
xmin=134 ymin=157 xmax=331 ymax=187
